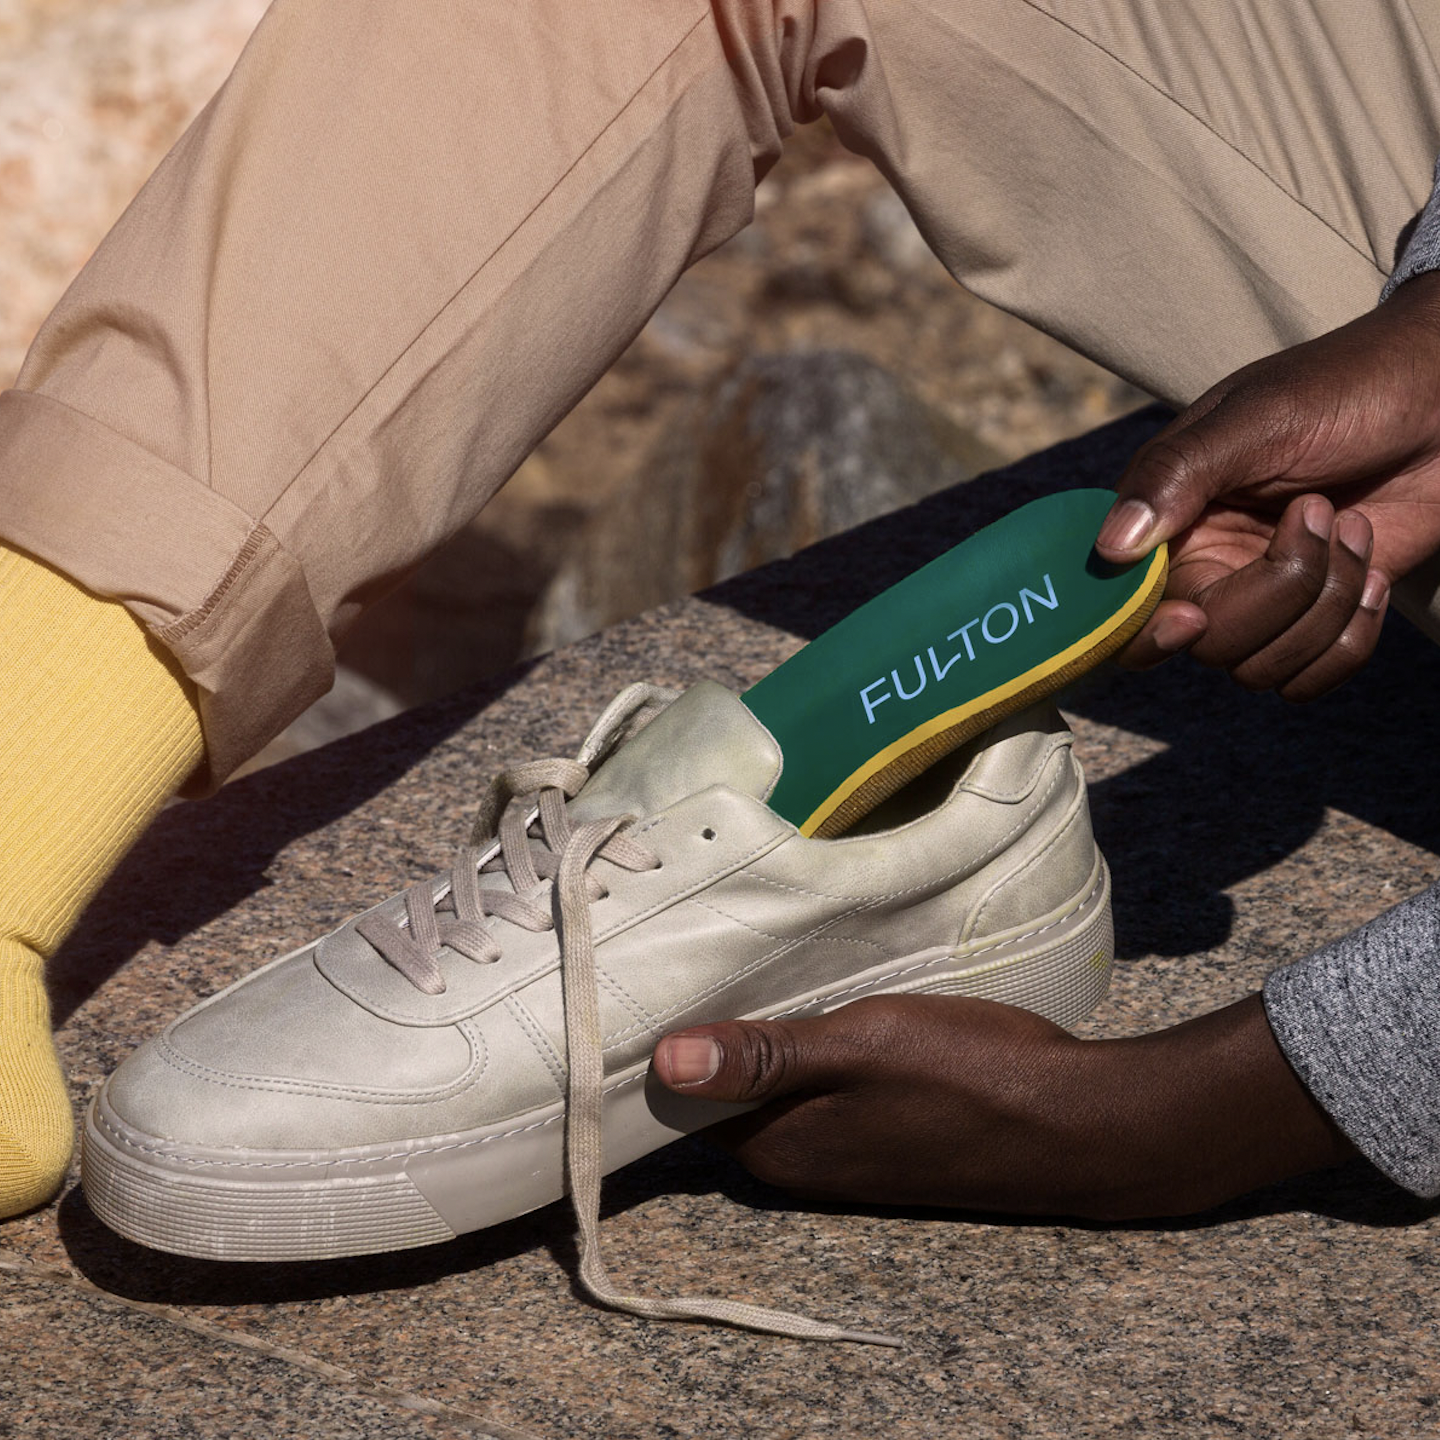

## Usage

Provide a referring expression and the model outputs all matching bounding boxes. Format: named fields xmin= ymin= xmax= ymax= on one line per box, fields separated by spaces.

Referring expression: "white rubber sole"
xmin=81 ymin=856 xmax=1111 ymax=1262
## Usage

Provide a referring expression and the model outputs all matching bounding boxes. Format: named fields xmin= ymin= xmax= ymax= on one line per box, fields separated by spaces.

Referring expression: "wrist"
xmin=1065 ymin=993 xmax=1356 ymax=1220
xmin=1381 ymin=266 xmax=1440 ymax=327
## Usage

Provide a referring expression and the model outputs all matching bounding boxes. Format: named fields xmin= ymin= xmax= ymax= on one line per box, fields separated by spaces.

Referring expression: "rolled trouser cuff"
xmin=0 ymin=388 xmax=331 ymax=793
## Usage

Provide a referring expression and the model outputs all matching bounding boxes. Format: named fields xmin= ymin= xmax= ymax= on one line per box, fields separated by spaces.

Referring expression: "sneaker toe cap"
xmin=101 ymin=946 xmax=481 ymax=1151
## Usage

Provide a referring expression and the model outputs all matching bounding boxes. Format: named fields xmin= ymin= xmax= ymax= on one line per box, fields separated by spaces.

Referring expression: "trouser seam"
xmin=1009 ymin=0 xmax=1381 ymax=274
xmin=154 ymin=523 xmax=274 ymax=645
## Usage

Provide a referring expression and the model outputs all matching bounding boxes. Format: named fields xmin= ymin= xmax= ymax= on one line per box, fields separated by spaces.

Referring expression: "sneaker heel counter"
xmin=962 ymin=746 xmax=1101 ymax=943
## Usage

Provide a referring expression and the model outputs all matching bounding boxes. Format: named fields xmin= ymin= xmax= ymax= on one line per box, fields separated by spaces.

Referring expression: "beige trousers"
xmin=3 ymin=0 xmax=1439 ymax=789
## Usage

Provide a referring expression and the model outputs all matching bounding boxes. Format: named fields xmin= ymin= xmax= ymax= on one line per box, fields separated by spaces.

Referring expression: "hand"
xmin=1096 ymin=270 xmax=1440 ymax=699
xmin=652 ymin=993 xmax=1356 ymax=1220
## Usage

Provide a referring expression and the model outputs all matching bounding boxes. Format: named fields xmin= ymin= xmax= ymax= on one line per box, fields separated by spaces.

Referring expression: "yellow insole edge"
xmin=801 ymin=544 xmax=1168 ymax=838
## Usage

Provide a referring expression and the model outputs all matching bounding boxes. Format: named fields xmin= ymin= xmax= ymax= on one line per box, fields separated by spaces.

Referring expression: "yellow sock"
xmin=0 ymin=546 xmax=203 ymax=1217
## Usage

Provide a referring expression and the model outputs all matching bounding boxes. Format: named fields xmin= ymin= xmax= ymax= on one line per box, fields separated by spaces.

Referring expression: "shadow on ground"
xmin=1077 ymin=609 xmax=1440 ymax=957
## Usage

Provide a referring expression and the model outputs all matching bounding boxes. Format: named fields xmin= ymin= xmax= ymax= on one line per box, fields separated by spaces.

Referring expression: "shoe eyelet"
xmin=701 ymin=827 xmax=717 ymax=841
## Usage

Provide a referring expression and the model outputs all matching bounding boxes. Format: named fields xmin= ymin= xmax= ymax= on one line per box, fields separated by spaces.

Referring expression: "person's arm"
xmin=646 ymin=876 xmax=1440 ymax=1216
xmin=652 ymin=991 xmax=1357 ymax=1218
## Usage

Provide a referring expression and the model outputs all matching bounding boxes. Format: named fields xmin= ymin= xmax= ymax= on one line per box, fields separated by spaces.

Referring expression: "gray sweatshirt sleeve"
xmin=1263 ymin=883 xmax=1440 ymax=1196
xmin=1263 ymin=160 xmax=1440 ymax=1196
xmin=1382 ymin=155 xmax=1440 ymax=300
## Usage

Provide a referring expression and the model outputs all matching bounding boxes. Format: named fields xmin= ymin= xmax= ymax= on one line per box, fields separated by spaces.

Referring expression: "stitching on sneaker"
xmin=152 ymin=1021 xmax=488 ymax=1104
xmin=743 ymin=759 xmax=1067 ymax=910
xmin=92 ymin=1068 xmax=651 ymax=1171
xmin=598 ymin=916 xmax=888 ymax=1047
xmin=504 ymin=994 xmax=568 ymax=1094
xmin=967 ymin=765 xmax=1086 ymax=939
xmin=769 ymin=862 xmax=1106 ymax=1017
xmin=684 ymin=893 xmax=805 ymax=944
xmin=627 ymin=761 xmax=1072 ymax=1029
xmin=327 ymin=829 xmax=790 ymax=1026
xmin=595 ymin=967 xmax=652 ymax=1030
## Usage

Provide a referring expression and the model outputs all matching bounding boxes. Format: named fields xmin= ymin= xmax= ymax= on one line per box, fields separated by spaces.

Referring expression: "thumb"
xmin=653 ymin=1018 xmax=830 ymax=1104
xmin=1096 ymin=384 xmax=1274 ymax=561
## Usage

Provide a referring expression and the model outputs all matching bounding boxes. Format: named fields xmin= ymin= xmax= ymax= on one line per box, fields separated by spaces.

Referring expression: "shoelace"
xmin=358 ymin=753 xmax=897 ymax=1347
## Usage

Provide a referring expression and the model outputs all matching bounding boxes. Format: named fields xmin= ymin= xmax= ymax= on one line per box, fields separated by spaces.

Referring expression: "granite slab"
xmin=0 ymin=1263 xmax=522 ymax=1439
xmin=7 ymin=408 xmax=1440 ymax=1438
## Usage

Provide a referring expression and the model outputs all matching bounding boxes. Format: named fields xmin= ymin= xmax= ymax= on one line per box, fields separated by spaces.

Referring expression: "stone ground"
xmin=5 ymin=413 xmax=1440 ymax=1439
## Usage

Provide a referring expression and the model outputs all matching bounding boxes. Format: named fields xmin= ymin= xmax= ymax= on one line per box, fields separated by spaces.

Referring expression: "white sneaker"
xmin=83 ymin=681 xmax=1111 ymax=1342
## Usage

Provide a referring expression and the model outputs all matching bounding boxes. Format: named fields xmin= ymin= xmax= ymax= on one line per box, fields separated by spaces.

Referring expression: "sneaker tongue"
xmin=569 ymin=681 xmax=784 ymax=823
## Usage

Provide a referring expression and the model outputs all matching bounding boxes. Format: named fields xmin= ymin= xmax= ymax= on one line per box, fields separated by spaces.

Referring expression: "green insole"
xmin=743 ymin=488 xmax=1167 ymax=837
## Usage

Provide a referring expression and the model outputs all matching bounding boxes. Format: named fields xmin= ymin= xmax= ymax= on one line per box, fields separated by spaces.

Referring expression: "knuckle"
xmin=1333 ymin=622 xmax=1376 ymax=663
xmin=735 ymin=1023 xmax=797 ymax=1101
xmin=1278 ymin=638 xmax=1368 ymax=702
xmin=1127 ymin=434 xmax=1203 ymax=507
xmin=1125 ymin=380 xmax=1293 ymax=510
xmin=1316 ymin=572 xmax=1359 ymax=613
xmin=1273 ymin=552 xmax=1327 ymax=602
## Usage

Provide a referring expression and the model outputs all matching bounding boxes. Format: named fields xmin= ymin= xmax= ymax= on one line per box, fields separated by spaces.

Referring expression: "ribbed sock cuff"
xmin=0 ymin=544 xmax=204 ymax=955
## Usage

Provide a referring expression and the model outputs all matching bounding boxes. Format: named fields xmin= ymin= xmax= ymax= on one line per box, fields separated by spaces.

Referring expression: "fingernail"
xmin=1151 ymin=612 xmax=1199 ymax=653
xmin=1097 ymin=499 xmax=1156 ymax=553
xmin=1336 ymin=511 xmax=1371 ymax=560
xmin=663 ymin=1036 xmax=721 ymax=1085
xmin=1303 ymin=497 xmax=1332 ymax=540
xmin=1361 ymin=570 xmax=1390 ymax=612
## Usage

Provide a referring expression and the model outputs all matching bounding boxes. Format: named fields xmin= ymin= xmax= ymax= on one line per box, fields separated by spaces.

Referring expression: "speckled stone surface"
xmin=7 ymin=408 xmax=1440 ymax=1439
